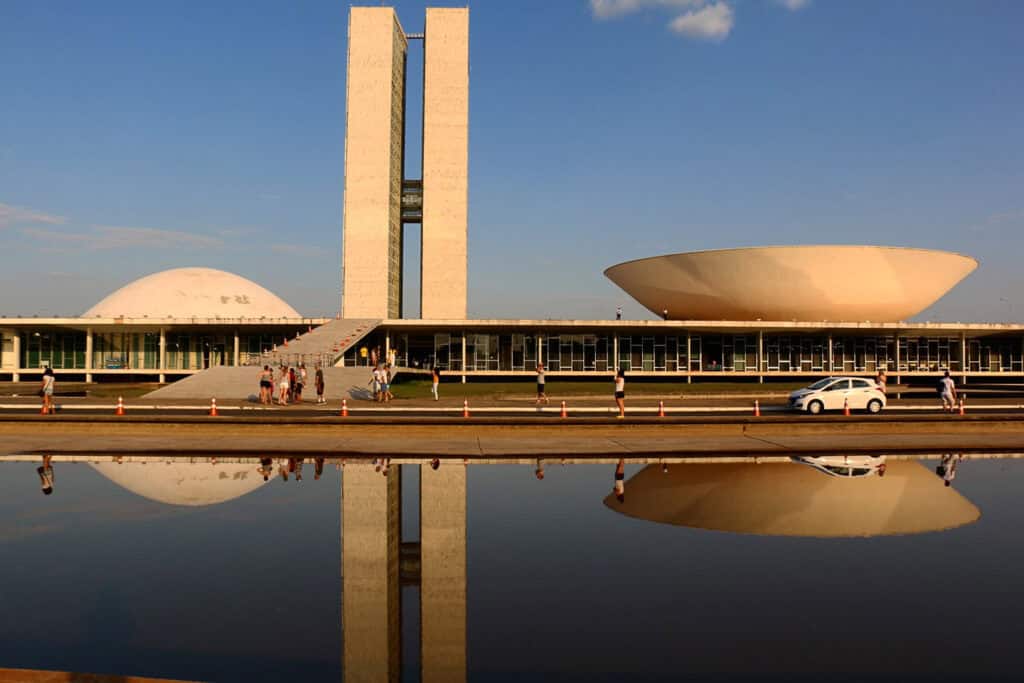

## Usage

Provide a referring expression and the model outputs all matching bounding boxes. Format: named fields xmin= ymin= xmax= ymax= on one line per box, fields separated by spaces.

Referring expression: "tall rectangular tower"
xmin=341 ymin=7 xmax=407 ymax=319
xmin=420 ymin=7 xmax=469 ymax=320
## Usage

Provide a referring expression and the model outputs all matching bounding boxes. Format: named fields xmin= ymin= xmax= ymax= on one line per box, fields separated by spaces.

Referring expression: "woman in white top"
xmin=40 ymin=367 xmax=55 ymax=415
xmin=278 ymin=367 xmax=290 ymax=405
xmin=614 ymin=368 xmax=625 ymax=419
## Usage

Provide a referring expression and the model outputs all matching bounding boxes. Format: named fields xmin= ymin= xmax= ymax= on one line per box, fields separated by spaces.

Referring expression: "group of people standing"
xmin=258 ymin=363 xmax=326 ymax=406
xmin=369 ymin=364 xmax=395 ymax=402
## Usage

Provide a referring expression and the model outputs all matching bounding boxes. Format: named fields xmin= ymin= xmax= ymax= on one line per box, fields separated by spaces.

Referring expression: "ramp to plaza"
xmin=145 ymin=318 xmax=383 ymax=400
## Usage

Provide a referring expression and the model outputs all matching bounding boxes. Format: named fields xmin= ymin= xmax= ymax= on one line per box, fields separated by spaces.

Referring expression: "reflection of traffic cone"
xmin=753 ymin=400 xmax=760 ymax=417
xmin=560 ymin=401 xmax=567 ymax=418
xmin=463 ymin=399 xmax=470 ymax=418
xmin=209 ymin=397 xmax=219 ymax=417
xmin=843 ymin=397 xmax=850 ymax=416
xmin=115 ymin=396 xmax=125 ymax=416
xmin=340 ymin=399 xmax=348 ymax=417
xmin=658 ymin=400 xmax=665 ymax=418
xmin=958 ymin=396 xmax=965 ymax=416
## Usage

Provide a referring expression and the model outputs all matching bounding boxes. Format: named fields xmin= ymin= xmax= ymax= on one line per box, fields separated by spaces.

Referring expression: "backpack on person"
xmin=936 ymin=379 xmax=945 ymax=396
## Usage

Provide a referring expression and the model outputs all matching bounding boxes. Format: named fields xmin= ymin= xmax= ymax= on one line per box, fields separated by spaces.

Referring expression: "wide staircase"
xmin=145 ymin=318 xmax=382 ymax=401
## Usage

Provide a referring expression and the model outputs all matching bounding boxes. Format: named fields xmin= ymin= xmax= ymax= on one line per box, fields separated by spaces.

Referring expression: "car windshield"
xmin=807 ymin=378 xmax=833 ymax=390
xmin=824 ymin=466 xmax=851 ymax=476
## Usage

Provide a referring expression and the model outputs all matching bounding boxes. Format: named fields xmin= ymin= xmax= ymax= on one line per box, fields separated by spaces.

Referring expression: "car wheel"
xmin=807 ymin=400 xmax=823 ymax=415
xmin=867 ymin=399 xmax=882 ymax=414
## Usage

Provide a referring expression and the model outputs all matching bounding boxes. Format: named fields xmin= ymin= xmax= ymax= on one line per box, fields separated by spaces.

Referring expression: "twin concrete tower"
xmin=341 ymin=6 xmax=469 ymax=320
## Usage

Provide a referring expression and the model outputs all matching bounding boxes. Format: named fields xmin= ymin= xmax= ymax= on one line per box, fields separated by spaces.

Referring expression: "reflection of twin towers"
xmin=343 ymin=464 xmax=465 ymax=683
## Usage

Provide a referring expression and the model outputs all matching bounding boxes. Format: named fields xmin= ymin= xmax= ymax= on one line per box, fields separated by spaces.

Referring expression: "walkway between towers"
xmin=144 ymin=318 xmax=381 ymax=400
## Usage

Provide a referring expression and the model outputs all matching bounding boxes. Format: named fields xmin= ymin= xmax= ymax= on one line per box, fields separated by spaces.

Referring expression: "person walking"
xmin=258 ymin=365 xmax=273 ymax=404
xmin=876 ymin=368 xmax=887 ymax=394
xmin=294 ymin=363 xmax=306 ymax=403
xmin=40 ymin=367 xmax=55 ymax=415
xmin=278 ymin=366 xmax=290 ymax=405
xmin=431 ymin=366 xmax=440 ymax=401
xmin=382 ymin=364 xmax=393 ymax=403
xmin=614 ymin=367 xmax=626 ymax=418
xmin=369 ymin=365 xmax=382 ymax=402
xmin=315 ymin=366 xmax=325 ymax=404
xmin=616 ymin=306 xmax=622 ymax=321
xmin=536 ymin=362 xmax=549 ymax=405
xmin=939 ymin=369 xmax=957 ymax=413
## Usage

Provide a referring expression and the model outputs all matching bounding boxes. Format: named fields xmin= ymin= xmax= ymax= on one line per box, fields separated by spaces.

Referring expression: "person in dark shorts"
xmin=536 ymin=362 xmax=549 ymax=405
xmin=259 ymin=365 xmax=273 ymax=404
xmin=614 ymin=368 xmax=626 ymax=418
xmin=315 ymin=366 xmax=325 ymax=404
xmin=294 ymin=363 xmax=306 ymax=403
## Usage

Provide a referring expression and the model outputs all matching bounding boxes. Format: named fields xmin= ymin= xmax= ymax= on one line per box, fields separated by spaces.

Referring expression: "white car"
xmin=789 ymin=376 xmax=886 ymax=415
xmin=791 ymin=455 xmax=887 ymax=477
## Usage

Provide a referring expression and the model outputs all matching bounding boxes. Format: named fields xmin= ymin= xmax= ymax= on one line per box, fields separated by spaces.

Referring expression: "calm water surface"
xmin=1 ymin=455 xmax=1022 ymax=681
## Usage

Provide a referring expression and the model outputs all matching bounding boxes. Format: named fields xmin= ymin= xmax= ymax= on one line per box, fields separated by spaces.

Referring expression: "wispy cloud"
xmin=0 ymin=201 xmax=65 ymax=228
xmin=21 ymin=225 xmax=223 ymax=250
xmin=669 ymin=2 xmax=734 ymax=41
xmin=589 ymin=0 xmax=810 ymax=41
xmin=271 ymin=244 xmax=329 ymax=258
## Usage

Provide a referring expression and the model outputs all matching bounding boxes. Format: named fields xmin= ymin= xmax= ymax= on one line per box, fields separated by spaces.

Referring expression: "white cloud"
xmin=590 ymin=0 xmax=703 ymax=19
xmin=21 ymin=225 xmax=223 ymax=250
xmin=669 ymin=2 xmax=734 ymax=40
xmin=0 ymin=202 xmax=65 ymax=228
xmin=589 ymin=0 xmax=809 ymax=41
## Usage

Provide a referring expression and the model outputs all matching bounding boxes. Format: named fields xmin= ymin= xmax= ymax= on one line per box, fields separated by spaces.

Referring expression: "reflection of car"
xmin=788 ymin=377 xmax=886 ymax=415
xmin=792 ymin=455 xmax=886 ymax=478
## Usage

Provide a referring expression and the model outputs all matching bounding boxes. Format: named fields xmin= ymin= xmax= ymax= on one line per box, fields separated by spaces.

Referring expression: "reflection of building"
xmin=342 ymin=464 xmax=466 ymax=682
xmin=90 ymin=459 xmax=269 ymax=506
xmin=603 ymin=460 xmax=980 ymax=537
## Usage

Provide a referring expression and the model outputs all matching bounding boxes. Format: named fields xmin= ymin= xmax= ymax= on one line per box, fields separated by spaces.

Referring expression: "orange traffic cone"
xmin=463 ymin=399 xmax=470 ymax=418
xmin=40 ymin=403 xmax=48 ymax=415
xmin=340 ymin=399 xmax=348 ymax=417
xmin=658 ymin=400 xmax=665 ymax=417
xmin=843 ymin=397 xmax=850 ymax=416
xmin=115 ymin=396 xmax=125 ymax=416
xmin=560 ymin=400 xmax=567 ymax=418
xmin=209 ymin=397 xmax=219 ymax=417
xmin=753 ymin=400 xmax=761 ymax=417
xmin=958 ymin=396 xmax=965 ymax=416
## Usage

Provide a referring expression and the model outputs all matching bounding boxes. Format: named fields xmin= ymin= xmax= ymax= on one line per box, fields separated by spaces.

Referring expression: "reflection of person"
xmin=938 ymin=453 xmax=962 ymax=487
xmin=314 ymin=457 xmax=325 ymax=480
xmin=939 ymin=370 xmax=957 ymax=413
xmin=616 ymin=306 xmax=622 ymax=321
xmin=430 ymin=457 xmax=440 ymax=470
xmin=613 ymin=458 xmax=625 ymax=503
xmin=258 ymin=457 xmax=273 ymax=481
xmin=535 ymin=458 xmax=545 ymax=480
xmin=614 ymin=368 xmax=626 ymax=419
xmin=37 ymin=455 xmax=54 ymax=495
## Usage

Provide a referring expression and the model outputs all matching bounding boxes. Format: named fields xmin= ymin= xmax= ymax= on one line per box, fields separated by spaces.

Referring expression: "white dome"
xmin=90 ymin=461 xmax=270 ymax=506
xmin=83 ymin=267 xmax=301 ymax=318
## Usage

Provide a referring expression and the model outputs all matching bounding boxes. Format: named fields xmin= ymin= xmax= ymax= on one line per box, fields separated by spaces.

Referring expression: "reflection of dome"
xmin=90 ymin=461 xmax=269 ymax=506
xmin=83 ymin=267 xmax=301 ymax=318
xmin=603 ymin=246 xmax=977 ymax=322
xmin=603 ymin=461 xmax=980 ymax=537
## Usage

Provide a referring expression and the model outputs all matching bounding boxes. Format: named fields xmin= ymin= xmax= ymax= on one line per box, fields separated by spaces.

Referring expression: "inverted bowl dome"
xmin=604 ymin=246 xmax=977 ymax=322
xmin=84 ymin=267 xmax=301 ymax=318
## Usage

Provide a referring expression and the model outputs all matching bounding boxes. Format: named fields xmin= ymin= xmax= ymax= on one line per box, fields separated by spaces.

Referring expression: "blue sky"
xmin=1 ymin=0 xmax=1021 ymax=320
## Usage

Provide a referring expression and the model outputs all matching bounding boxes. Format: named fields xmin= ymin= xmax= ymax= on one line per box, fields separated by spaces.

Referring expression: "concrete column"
xmin=757 ymin=330 xmax=764 ymax=383
xmin=85 ymin=328 xmax=94 ymax=383
xmin=159 ymin=328 xmax=167 ymax=384
xmin=686 ymin=332 xmax=691 ymax=384
xmin=420 ymin=465 xmax=467 ymax=683
xmin=12 ymin=332 xmax=20 ymax=383
xmin=827 ymin=334 xmax=833 ymax=373
xmin=460 ymin=334 xmax=466 ymax=384
xmin=612 ymin=335 xmax=618 ymax=372
xmin=961 ymin=331 xmax=968 ymax=384
xmin=385 ymin=333 xmax=391 ymax=368
xmin=342 ymin=465 xmax=402 ymax=683
xmin=538 ymin=334 xmax=544 ymax=368
xmin=233 ymin=330 xmax=240 ymax=368
xmin=894 ymin=334 xmax=901 ymax=386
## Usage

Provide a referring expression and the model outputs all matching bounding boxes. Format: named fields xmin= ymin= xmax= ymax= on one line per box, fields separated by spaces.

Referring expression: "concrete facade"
xmin=421 ymin=8 xmax=470 ymax=320
xmin=342 ymin=7 xmax=407 ymax=320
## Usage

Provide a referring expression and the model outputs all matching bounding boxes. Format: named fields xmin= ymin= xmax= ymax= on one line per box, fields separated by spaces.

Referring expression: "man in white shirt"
xmin=939 ymin=370 xmax=957 ymax=413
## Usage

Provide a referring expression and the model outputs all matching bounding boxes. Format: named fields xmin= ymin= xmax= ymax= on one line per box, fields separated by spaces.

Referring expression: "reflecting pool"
xmin=1 ymin=453 xmax=1021 ymax=681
